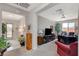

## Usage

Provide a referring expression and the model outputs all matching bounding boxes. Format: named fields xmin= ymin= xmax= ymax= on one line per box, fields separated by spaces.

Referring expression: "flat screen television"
xmin=45 ymin=28 xmax=52 ymax=35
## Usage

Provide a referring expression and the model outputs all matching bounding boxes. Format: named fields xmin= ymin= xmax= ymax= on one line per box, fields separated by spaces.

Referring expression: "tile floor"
xmin=4 ymin=39 xmax=58 ymax=56
xmin=6 ymin=39 xmax=21 ymax=51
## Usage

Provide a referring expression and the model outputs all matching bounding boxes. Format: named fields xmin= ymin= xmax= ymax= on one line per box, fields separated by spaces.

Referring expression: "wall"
xmin=38 ymin=16 xmax=56 ymax=35
xmin=28 ymin=12 xmax=38 ymax=50
xmin=0 ymin=9 xmax=2 ymax=37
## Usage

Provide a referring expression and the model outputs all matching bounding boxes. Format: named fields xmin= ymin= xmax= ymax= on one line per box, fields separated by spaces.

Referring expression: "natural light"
xmin=62 ymin=22 xmax=75 ymax=32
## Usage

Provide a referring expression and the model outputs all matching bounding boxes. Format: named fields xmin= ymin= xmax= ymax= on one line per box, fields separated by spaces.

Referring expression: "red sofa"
xmin=55 ymin=41 xmax=78 ymax=56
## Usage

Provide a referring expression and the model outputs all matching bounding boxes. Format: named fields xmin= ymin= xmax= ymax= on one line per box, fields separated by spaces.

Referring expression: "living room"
xmin=0 ymin=3 xmax=79 ymax=56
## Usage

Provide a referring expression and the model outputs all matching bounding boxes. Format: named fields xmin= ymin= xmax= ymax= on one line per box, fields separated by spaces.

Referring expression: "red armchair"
xmin=55 ymin=41 xmax=78 ymax=56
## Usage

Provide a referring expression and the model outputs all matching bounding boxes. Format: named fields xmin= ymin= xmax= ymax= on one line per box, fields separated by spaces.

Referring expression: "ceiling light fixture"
xmin=56 ymin=9 xmax=65 ymax=18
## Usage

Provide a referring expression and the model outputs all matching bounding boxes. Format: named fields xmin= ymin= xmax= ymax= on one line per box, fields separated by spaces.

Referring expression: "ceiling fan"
xmin=56 ymin=9 xmax=65 ymax=18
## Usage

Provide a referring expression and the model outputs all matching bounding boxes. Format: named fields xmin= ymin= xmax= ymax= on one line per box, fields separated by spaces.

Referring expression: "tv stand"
xmin=44 ymin=34 xmax=55 ymax=43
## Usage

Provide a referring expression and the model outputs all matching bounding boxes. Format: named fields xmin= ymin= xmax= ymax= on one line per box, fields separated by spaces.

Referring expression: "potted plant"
xmin=0 ymin=37 xmax=10 ymax=56
xmin=2 ymin=23 xmax=7 ymax=38
xmin=55 ymin=22 xmax=61 ymax=35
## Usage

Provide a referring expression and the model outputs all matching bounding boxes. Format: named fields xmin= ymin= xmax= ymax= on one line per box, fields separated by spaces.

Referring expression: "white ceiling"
xmin=38 ymin=3 xmax=79 ymax=21
xmin=1 ymin=3 xmax=79 ymax=21
xmin=10 ymin=3 xmax=49 ymax=12
xmin=2 ymin=11 xmax=25 ymax=20
xmin=14 ymin=3 xmax=78 ymax=21
xmin=1 ymin=3 xmax=49 ymax=21
xmin=27 ymin=3 xmax=45 ymax=11
xmin=1 ymin=3 xmax=47 ymax=21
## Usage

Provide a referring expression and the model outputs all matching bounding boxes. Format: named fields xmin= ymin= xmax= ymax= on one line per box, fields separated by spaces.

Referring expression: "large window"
xmin=62 ymin=23 xmax=68 ymax=32
xmin=68 ymin=23 xmax=75 ymax=32
xmin=7 ymin=24 xmax=13 ymax=38
xmin=62 ymin=22 xmax=75 ymax=32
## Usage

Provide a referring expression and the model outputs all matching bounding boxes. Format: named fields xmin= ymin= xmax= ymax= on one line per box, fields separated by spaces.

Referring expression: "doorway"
xmin=2 ymin=11 xmax=26 ymax=51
